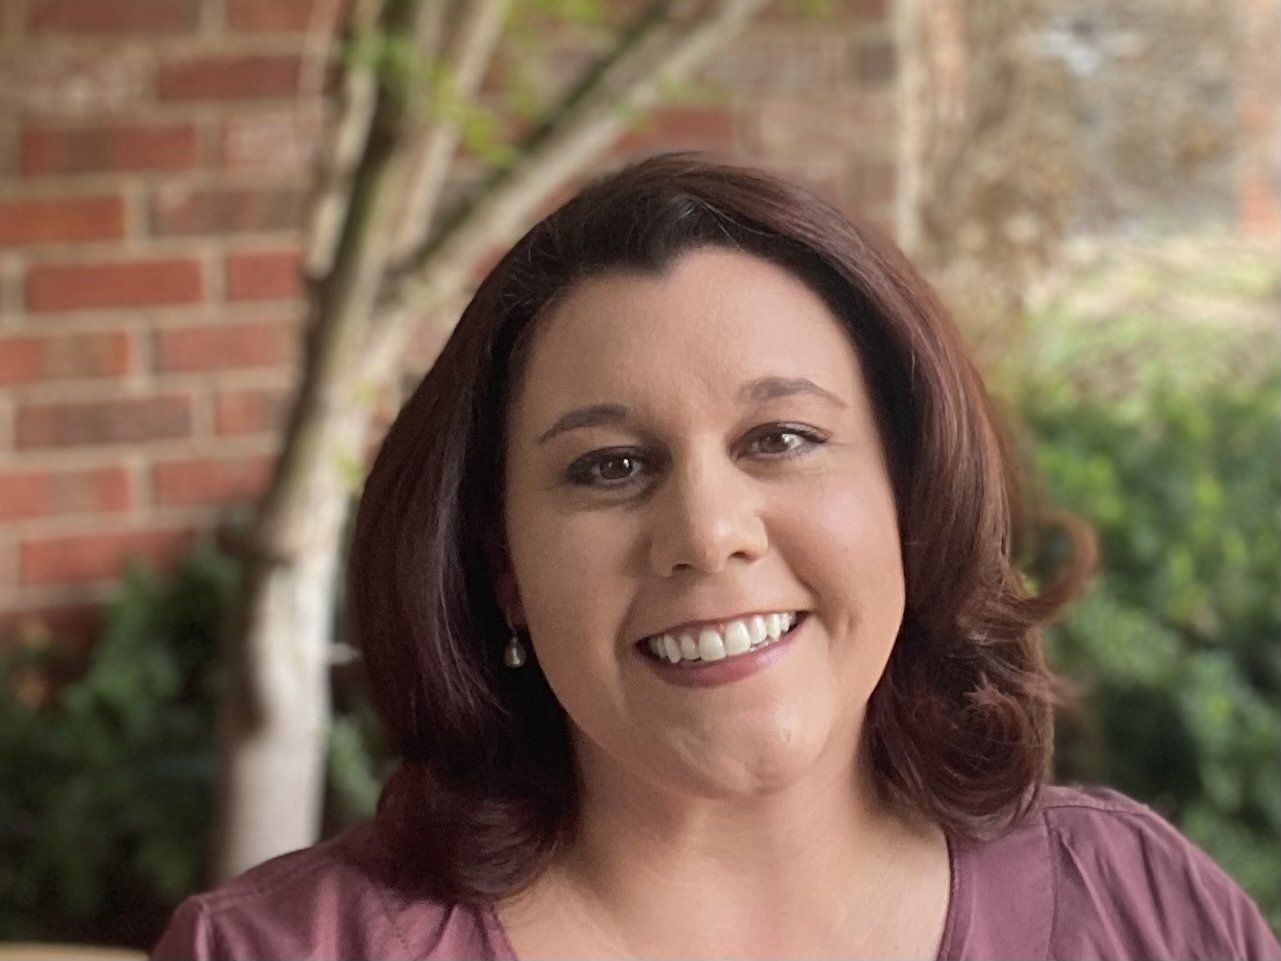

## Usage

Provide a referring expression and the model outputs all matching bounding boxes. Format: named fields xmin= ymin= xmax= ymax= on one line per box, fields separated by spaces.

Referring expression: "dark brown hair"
xmin=347 ymin=152 xmax=1094 ymax=904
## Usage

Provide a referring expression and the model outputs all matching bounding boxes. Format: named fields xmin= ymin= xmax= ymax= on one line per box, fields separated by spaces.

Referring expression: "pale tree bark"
xmin=893 ymin=0 xmax=1079 ymax=366
xmin=894 ymin=0 xmax=925 ymax=258
xmin=213 ymin=0 xmax=770 ymax=883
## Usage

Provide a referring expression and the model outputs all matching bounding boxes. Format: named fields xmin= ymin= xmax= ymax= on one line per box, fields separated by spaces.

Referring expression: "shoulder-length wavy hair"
xmin=347 ymin=152 xmax=1094 ymax=904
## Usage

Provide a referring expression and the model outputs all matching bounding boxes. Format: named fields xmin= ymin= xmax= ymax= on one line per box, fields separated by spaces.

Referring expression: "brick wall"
xmin=1033 ymin=0 xmax=1280 ymax=235
xmin=0 ymin=0 xmax=897 ymax=653
xmin=6 ymin=0 xmax=1269 ymax=655
xmin=1238 ymin=0 xmax=1280 ymax=234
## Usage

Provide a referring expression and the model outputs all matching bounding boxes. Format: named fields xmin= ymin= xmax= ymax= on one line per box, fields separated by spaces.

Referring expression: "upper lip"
xmin=634 ymin=608 xmax=806 ymax=644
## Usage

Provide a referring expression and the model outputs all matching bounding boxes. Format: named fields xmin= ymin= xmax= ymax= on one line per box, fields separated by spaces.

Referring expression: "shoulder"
xmin=150 ymin=822 xmax=511 ymax=961
xmin=970 ymin=784 xmax=1279 ymax=961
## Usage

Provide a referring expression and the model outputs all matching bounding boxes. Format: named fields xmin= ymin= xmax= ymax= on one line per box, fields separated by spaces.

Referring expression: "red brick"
xmin=26 ymin=258 xmax=202 ymax=312
xmin=0 ymin=465 xmax=131 ymax=521
xmin=214 ymin=386 xmax=290 ymax=435
xmin=224 ymin=248 xmax=304 ymax=300
xmin=28 ymin=0 xmax=197 ymax=34
xmin=151 ymin=185 xmax=306 ymax=236
xmin=0 ymin=51 xmax=151 ymax=116
xmin=0 ymin=330 xmax=132 ymax=385
xmin=20 ymin=527 xmax=196 ymax=586
xmin=614 ymin=108 xmax=737 ymax=156
xmin=227 ymin=0 xmax=321 ymax=31
xmin=158 ymin=55 xmax=302 ymax=101
xmin=155 ymin=321 xmax=297 ymax=373
xmin=0 ymin=338 xmax=42 ymax=384
xmin=0 ymin=196 xmax=124 ymax=245
xmin=1240 ymin=168 xmax=1279 ymax=236
xmin=218 ymin=111 xmax=323 ymax=171
xmin=152 ymin=453 xmax=272 ymax=506
xmin=22 ymin=123 xmax=197 ymax=175
xmin=15 ymin=395 xmax=191 ymax=449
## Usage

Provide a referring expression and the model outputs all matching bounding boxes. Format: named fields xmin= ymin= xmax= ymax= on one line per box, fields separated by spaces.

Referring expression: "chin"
xmin=659 ymin=709 xmax=836 ymax=800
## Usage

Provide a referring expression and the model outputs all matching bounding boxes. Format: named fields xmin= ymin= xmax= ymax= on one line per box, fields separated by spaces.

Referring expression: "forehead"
xmin=510 ymin=248 xmax=868 ymax=423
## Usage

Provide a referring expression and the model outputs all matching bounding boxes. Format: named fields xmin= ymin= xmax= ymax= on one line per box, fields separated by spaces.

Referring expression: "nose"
xmin=646 ymin=451 xmax=769 ymax=577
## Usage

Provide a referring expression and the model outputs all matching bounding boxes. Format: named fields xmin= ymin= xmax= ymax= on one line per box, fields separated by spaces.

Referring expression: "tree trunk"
xmin=211 ymin=0 xmax=771 ymax=882
xmin=211 ymin=450 xmax=349 ymax=879
xmin=212 ymin=303 xmax=374 ymax=878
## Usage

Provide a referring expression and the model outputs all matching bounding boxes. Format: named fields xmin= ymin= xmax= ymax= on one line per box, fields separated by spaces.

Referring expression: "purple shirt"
xmin=153 ymin=785 xmax=1281 ymax=960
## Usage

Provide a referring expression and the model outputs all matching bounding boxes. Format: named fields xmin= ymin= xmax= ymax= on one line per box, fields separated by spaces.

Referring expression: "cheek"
xmin=504 ymin=500 xmax=643 ymax=744
xmin=505 ymin=493 xmax=635 ymax=653
xmin=784 ymin=474 xmax=906 ymax=665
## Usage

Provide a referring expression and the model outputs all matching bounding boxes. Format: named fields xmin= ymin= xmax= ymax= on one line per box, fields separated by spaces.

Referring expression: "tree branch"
xmin=361 ymin=0 xmax=771 ymax=385
xmin=392 ymin=0 xmax=512 ymax=259
xmin=265 ymin=1 xmax=476 ymax=543
xmin=303 ymin=0 xmax=392 ymax=277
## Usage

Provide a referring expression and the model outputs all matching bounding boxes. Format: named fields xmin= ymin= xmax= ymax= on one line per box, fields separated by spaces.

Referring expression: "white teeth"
xmin=644 ymin=612 xmax=802 ymax=665
xmin=697 ymin=628 xmax=727 ymax=661
xmin=723 ymin=620 xmax=752 ymax=656
xmin=765 ymin=613 xmax=782 ymax=640
xmin=662 ymin=634 xmax=681 ymax=664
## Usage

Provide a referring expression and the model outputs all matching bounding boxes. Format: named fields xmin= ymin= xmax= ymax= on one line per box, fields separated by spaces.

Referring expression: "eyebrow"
xmin=536 ymin=375 xmax=848 ymax=444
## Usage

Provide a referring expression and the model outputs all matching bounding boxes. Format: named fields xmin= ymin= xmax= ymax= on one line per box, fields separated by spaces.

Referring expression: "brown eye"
xmin=754 ymin=431 xmax=804 ymax=455
xmin=566 ymin=449 xmax=651 ymax=488
xmin=747 ymin=425 xmax=827 ymax=459
xmin=597 ymin=455 xmax=640 ymax=481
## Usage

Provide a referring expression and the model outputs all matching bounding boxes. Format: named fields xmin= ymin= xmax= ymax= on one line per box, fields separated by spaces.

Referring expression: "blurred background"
xmin=0 ymin=0 xmax=1276 ymax=950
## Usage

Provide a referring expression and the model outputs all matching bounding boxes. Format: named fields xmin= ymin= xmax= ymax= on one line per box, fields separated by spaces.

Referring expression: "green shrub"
xmin=0 ymin=541 xmax=389 ymax=947
xmin=0 ymin=544 xmax=235 ymax=944
xmin=1005 ymin=321 xmax=1280 ymax=931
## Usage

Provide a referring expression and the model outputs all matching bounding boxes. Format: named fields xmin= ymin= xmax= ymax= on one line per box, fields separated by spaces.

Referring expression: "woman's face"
xmin=501 ymin=247 xmax=906 ymax=801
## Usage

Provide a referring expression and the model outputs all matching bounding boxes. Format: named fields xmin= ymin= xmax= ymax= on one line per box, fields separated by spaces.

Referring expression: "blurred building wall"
xmin=1239 ymin=0 xmax=1280 ymax=234
xmin=1 ymin=0 xmax=1275 ymax=653
xmin=1035 ymin=0 xmax=1279 ymax=236
xmin=0 ymin=0 xmax=899 ymax=652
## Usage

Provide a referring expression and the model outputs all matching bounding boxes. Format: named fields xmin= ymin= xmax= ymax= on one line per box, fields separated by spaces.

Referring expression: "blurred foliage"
xmin=0 ymin=539 xmax=391 ymax=947
xmin=995 ymin=244 xmax=1280 ymax=932
xmin=0 ymin=546 xmax=234 ymax=944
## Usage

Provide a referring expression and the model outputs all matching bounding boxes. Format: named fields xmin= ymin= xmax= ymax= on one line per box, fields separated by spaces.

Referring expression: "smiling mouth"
xmin=638 ymin=611 xmax=809 ymax=666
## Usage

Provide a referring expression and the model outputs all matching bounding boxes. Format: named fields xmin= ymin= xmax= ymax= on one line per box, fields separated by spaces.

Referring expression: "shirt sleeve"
xmin=1046 ymin=789 xmax=1281 ymax=961
xmin=150 ymin=896 xmax=219 ymax=961
xmin=1179 ymin=836 xmax=1281 ymax=961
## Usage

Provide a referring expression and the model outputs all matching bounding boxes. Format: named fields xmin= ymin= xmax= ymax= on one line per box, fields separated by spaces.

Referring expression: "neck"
xmin=534 ymin=740 xmax=938 ymax=959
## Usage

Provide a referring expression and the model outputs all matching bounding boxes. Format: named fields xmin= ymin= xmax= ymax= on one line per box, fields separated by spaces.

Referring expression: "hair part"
xmin=346 ymin=152 xmax=1095 ymax=904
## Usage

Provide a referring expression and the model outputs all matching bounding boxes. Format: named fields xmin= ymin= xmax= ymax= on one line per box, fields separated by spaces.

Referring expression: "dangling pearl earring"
xmin=503 ymin=628 xmax=527 ymax=669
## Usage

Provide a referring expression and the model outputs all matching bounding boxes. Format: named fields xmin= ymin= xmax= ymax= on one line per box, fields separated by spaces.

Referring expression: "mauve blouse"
xmin=152 ymin=785 xmax=1281 ymax=960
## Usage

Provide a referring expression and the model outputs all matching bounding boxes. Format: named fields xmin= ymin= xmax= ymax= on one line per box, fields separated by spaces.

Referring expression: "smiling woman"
xmin=152 ymin=155 xmax=1281 ymax=960
xmin=498 ymin=249 xmax=909 ymax=825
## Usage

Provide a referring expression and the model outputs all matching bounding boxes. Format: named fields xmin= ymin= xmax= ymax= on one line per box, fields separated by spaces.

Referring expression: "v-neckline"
xmin=484 ymin=827 xmax=963 ymax=961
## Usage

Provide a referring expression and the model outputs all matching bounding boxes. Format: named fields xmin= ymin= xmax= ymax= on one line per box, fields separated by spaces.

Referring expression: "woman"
xmin=154 ymin=154 xmax=1280 ymax=960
